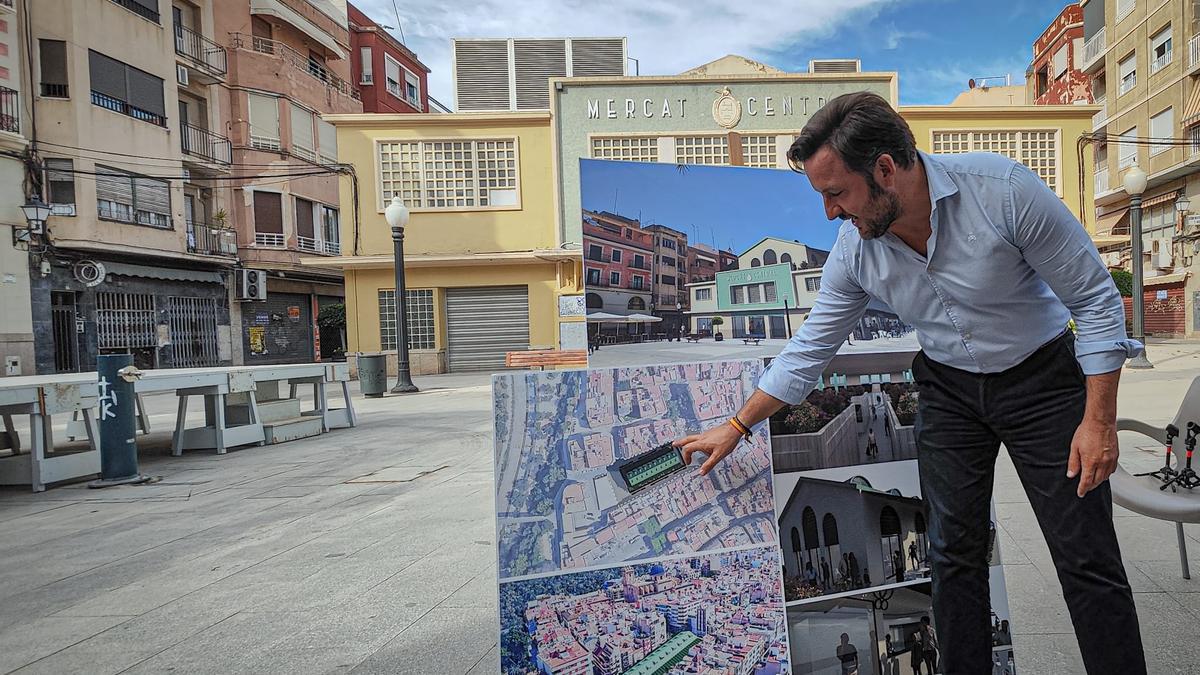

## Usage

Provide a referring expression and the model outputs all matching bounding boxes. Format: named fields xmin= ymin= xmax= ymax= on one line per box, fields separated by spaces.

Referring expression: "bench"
xmin=685 ymin=334 xmax=701 ymax=343
xmin=505 ymin=349 xmax=589 ymax=371
xmin=742 ymin=335 xmax=765 ymax=345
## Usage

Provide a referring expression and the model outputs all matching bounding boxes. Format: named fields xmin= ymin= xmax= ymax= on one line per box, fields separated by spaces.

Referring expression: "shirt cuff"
xmin=1074 ymin=338 xmax=1144 ymax=375
xmin=757 ymin=361 xmax=820 ymax=405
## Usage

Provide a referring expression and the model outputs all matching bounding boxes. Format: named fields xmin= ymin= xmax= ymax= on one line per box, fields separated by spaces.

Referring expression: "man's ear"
xmin=875 ymin=154 xmax=897 ymax=188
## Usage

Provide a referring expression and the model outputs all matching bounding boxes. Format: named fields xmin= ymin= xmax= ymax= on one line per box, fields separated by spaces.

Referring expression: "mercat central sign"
xmin=586 ymin=94 xmax=827 ymax=121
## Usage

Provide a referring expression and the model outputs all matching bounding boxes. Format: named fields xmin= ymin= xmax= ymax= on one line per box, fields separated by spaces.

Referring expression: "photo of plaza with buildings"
xmin=581 ymin=160 xmax=920 ymax=382
xmin=499 ymin=546 xmax=791 ymax=675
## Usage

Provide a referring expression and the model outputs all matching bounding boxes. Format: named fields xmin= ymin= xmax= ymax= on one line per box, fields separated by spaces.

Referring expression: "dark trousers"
xmin=912 ymin=332 xmax=1145 ymax=674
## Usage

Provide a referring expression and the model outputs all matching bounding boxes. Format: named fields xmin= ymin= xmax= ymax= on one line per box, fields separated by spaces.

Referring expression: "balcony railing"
xmin=40 ymin=83 xmax=68 ymax=98
xmin=0 ymin=0 xmax=14 ymax=12
xmin=174 ymin=23 xmax=227 ymax=78
xmin=254 ymin=232 xmax=285 ymax=248
xmin=297 ymin=236 xmax=341 ymax=255
xmin=181 ymin=122 xmax=232 ymax=166
xmin=1151 ymin=50 xmax=1173 ymax=75
xmin=1191 ymin=127 xmax=1200 ymax=156
xmin=230 ymin=33 xmax=360 ymax=101
xmin=91 ymin=90 xmax=166 ymax=126
xmin=0 ymin=86 xmax=17 ymax=134
xmin=1118 ymin=74 xmax=1136 ymax=96
xmin=323 ymin=240 xmax=340 ymax=255
xmin=1191 ymin=35 xmax=1200 ymax=70
xmin=1092 ymin=107 xmax=1107 ymax=129
xmin=186 ymin=221 xmax=237 ymax=257
xmin=1083 ymin=27 xmax=1106 ymax=70
xmin=1094 ymin=167 xmax=1109 ymax=195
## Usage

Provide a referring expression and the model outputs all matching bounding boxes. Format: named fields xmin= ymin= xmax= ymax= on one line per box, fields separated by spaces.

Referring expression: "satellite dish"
xmin=968 ymin=78 xmax=976 ymax=89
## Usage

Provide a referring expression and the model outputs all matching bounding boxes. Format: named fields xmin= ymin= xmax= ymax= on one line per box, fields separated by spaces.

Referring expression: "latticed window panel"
xmin=675 ymin=136 xmax=730 ymax=165
xmin=423 ymin=141 xmax=476 ymax=208
xmin=97 ymin=292 xmax=156 ymax=350
xmin=379 ymin=289 xmax=436 ymax=351
xmin=931 ymin=131 xmax=971 ymax=154
xmin=1019 ymin=131 xmax=1057 ymax=193
xmin=378 ymin=139 xmax=518 ymax=209
xmin=742 ymin=135 xmax=778 ymax=168
xmin=378 ymin=141 xmax=423 ymax=207
xmin=932 ymin=130 xmax=1060 ymax=191
xmin=591 ymin=136 xmax=658 ymax=162
xmin=476 ymin=140 xmax=518 ymax=206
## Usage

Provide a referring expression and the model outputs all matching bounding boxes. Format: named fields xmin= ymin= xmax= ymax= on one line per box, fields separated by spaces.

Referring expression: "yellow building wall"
xmin=330 ymin=113 xmax=560 ymax=256
xmin=901 ymin=106 xmax=1098 ymax=233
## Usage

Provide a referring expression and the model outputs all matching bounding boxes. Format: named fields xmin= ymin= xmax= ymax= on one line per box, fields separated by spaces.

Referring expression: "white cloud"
xmin=882 ymin=23 xmax=929 ymax=50
xmin=353 ymin=0 xmax=902 ymax=109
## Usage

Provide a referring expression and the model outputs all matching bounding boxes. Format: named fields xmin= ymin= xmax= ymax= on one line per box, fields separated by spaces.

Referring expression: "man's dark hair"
xmin=787 ymin=91 xmax=917 ymax=179
xmin=920 ymin=616 xmax=931 ymax=625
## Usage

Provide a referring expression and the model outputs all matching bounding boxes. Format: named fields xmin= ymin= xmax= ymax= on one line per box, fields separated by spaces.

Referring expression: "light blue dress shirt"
xmin=758 ymin=151 xmax=1142 ymax=405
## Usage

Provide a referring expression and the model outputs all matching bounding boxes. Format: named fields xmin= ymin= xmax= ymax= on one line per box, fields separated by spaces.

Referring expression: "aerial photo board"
xmin=493 ymin=360 xmax=793 ymax=674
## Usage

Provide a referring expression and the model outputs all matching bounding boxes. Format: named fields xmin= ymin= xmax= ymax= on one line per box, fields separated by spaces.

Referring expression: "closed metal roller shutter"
xmin=445 ymin=286 xmax=529 ymax=371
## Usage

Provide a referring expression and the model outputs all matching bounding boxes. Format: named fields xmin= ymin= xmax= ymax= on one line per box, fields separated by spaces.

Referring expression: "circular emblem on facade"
xmin=712 ymin=87 xmax=742 ymax=129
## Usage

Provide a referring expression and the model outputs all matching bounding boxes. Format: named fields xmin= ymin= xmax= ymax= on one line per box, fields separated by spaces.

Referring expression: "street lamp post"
xmin=385 ymin=197 xmax=419 ymax=392
xmin=1123 ymin=165 xmax=1153 ymax=369
xmin=675 ymin=301 xmax=683 ymax=341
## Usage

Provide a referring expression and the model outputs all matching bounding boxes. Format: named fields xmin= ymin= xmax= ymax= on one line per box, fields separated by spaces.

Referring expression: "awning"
xmin=1142 ymin=190 xmax=1179 ymax=208
xmin=625 ymin=313 xmax=663 ymax=322
xmin=1094 ymin=207 xmax=1129 ymax=236
xmin=250 ymin=0 xmax=348 ymax=59
xmin=1184 ymin=85 xmax=1200 ymax=127
xmin=105 ymin=261 xmax=224 ymax=285
xmin=1144 ymin=272 xmax=1189 ymax=287
xmin=587 ymin=312 xmax=630 ymax=323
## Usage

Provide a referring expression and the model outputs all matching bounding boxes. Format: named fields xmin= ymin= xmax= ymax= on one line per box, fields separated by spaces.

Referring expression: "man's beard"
xmin=853 ymin=176 xmax=901 ymax=240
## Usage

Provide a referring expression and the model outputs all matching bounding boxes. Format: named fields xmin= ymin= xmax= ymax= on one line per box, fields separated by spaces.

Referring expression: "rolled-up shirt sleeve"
xmin=758 ymin=232 xmax=871 ymax=404
xmin=1007 ymin=163 xmax=1143 ymax=374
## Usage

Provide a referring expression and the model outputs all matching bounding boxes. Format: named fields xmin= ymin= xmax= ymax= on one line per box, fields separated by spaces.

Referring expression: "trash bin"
xmin=357 ymin=353 xmax=388 ymax=398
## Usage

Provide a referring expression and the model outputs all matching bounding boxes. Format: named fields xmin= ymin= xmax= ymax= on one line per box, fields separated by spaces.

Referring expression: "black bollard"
xmin=88 ymin=354 xmax=150 ymax=488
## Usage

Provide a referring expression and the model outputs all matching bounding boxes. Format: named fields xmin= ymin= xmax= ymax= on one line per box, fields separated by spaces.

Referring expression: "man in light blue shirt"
xmin=676 ymin=92 xmax=1146 ymax=674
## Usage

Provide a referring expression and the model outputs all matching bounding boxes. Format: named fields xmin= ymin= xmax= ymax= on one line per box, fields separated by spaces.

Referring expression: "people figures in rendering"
xmin=848 ymin=552 xmax=861 ymax=588
xmin=867 ymin=428 xmax=879 ymax=459
xmin=674 ymin=91 xmax=1146 ymax=674
xmin=993 ymin=619 xmax=1012 ymax=646
xmin=821 ymin=558 xmax=833 ymax=591
xmin=805 ymin=562 xmax=818 ymax=588
xmin=836 ymin=633 xmax=860 ymax=675
xmin=918 ymin=617 xmax=939 ymax=674
xmin=909 ymin=540 xmax=920 ymax=570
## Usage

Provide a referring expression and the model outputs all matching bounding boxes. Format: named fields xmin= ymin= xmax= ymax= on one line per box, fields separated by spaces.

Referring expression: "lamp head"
xmin=384 ymin=196 xmax=409 ymax=233
xmin=1122 ymin=165 xmax=1148 ymax=196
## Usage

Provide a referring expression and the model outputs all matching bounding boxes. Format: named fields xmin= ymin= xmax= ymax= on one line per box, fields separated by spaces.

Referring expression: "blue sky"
xmin=356 ymin=0 xmax=1067 ymax=107
xmin=580 ymin=159 xmax=838 ymax=254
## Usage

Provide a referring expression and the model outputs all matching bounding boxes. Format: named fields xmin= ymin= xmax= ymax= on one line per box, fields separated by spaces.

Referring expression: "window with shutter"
xmin=290 ymin=104 xmax=315 ymax=160
xmin=1118 ymin=53 xmax=1136 ymax=95
xmin=318 ymin=119 xmax=337 ymax=164
xmin=249 ymin=94 xmax=280 ymax=150
xmin=404 ymin=68 xmax=421 ymax=109
xmin=45 ymin=159 xmax=75 ymax=207
xmin=253 ymin=192 xmax=283 ymax=234
xmin=1150 ymin=108 xmax=1174 ymax=155
xmin=39 ymin=40 xmax=69 ymax=98
xmin=384 ymin=55 xmax=402 ymax=99
xmin=360 ymin=46 xmax=373 ymax=84
xmin=95 ymin=165 xmax=169 ymax=228
xmin=295 ymin=197 xmax=315 ymax=240
xmin=88 ymin=50 xmax=165 ymax=126
xmin=1053 ymin=45 xmax=1068 ymax=78
xmin=1119 ymin=127 xmax=1138 ymax=168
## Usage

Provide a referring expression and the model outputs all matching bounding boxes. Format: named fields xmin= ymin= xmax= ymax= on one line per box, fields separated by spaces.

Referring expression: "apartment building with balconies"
xmin=583 ymin=209 xmax=654 ymax=316
xmin=347 ymin=2 xmax=430 ymax=114
xmin=25 ymin=0 xmax=238 ymax=373
xmin=217 ymin=0 xmax=362 ymax=363
xmin=1082 ymin=0 xmax=1200 ymax=336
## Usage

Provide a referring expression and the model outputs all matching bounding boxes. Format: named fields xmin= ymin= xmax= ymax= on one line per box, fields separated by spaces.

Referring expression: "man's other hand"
xmin=1068 ymin=418 xmax=1119 ymax=498
xmin=675 ymin=423 xmax=744 ymax=475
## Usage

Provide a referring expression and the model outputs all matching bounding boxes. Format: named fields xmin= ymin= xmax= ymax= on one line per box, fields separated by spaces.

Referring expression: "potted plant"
xmin=711 ymin=316 xmax=725 ymax=341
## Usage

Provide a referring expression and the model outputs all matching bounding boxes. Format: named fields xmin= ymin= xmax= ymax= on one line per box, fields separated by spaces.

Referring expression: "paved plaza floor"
xmin=1 ymin=342 xmax=1200 ymax=673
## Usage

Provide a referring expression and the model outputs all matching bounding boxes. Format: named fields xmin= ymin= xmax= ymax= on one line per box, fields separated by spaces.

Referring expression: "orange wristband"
xmin=729 ymin=416 xmax=753 ymax=439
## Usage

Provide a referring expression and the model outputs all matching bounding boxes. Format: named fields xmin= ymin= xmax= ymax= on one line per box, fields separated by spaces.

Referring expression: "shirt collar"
xmin=919 ymin=150 xmax=960 ymax=207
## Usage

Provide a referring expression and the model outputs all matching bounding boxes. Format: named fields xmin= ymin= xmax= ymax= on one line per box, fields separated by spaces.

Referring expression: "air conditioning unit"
xmin=176 ymin=65 xmax=189 ymax=86
xmin=237 ymin=268 xmax=267 ymax=301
